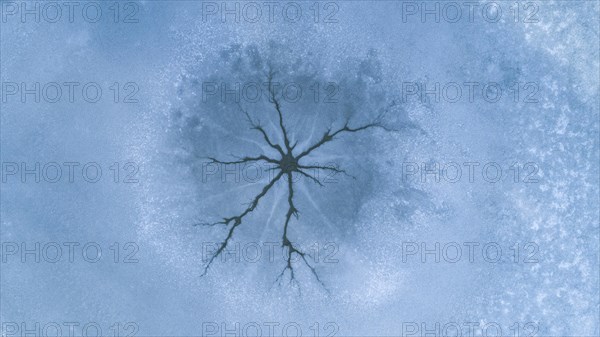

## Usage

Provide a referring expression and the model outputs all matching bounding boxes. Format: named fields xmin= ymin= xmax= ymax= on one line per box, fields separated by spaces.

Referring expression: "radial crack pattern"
xmin=199 ymin=69 xmax=393 ymax=290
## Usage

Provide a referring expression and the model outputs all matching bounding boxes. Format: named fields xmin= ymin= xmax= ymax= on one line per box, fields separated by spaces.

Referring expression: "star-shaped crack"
xmin=198 ymin=68 xmax=395 ymax=290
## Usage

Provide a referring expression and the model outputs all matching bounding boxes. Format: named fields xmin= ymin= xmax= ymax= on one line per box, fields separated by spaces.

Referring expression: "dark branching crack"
xmin=197 ymin=68 xmax=395 ymax=291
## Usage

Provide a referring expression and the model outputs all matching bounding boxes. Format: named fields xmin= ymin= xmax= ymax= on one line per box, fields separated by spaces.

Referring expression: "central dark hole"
xmin=279 ymin=153 xmax=298 ymax=173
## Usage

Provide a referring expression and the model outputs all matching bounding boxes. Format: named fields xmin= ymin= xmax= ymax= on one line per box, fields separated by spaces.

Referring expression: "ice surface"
xmin=1 ymin=1 xmax=598 ymax=336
